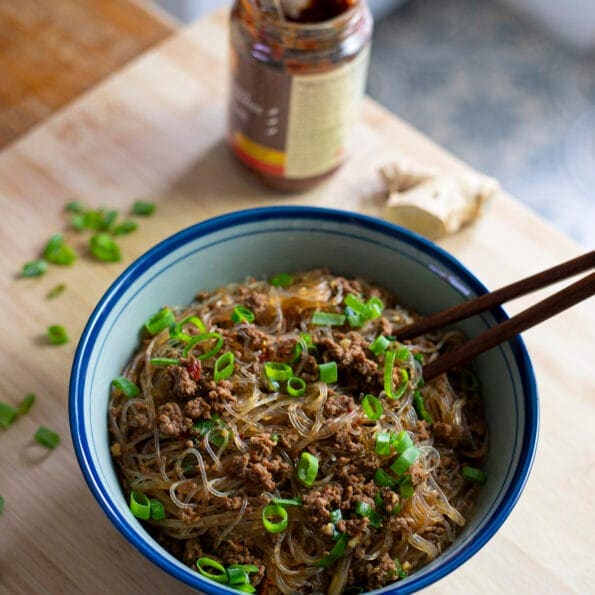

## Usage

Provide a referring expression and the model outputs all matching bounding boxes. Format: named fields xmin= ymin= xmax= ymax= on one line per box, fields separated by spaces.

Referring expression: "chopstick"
xmin=421 ymin=270 xmax=595 ymax=381
xmin=396 ymin=251 xmax=595 ymax=341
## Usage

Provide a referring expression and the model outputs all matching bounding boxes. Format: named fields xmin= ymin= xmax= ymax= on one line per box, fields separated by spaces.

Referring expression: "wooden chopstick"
xmin=422 ymin=271 xmax=595 ymax=381
xmin=396 ymin=251 xmax=595 ymax=341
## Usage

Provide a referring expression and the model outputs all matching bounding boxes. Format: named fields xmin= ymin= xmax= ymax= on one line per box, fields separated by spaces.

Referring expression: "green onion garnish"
xmin=375 ymin=431 xmax=392 ymax=455
xmin=287 ymin=376 xmax=306 ymax=397
xmin=392 ymin=430 xmax=413 ymax=454
xmin=329 ymin=509 xmax=342 ymax=524
xmin=0 ymin=495 xmax=4 ymax=514
xmin=149 ymin=357 xmax=179 ymax=366
xmin=18 ymin=393 xmax=35 ymax=415
xmin=413 ymin=391 xmax=433 ymax=424
xmin=83 ymin=210 xmax=109 ymax=230
xmin=366 ymin=296 xmax=384 ymax=319
xmin=0 ymin=402 xmax=18 ymax=428
xmin=196 ymin=557 xmax=228 ymax=583
xmin=355 ymin=501 xmax=383 ymax=528
xmin=296 ymin=451 xmax=319 ymax=486
xmin=33 ymin=426 xmax=60 ymax=449
xmin=113 ymin=220 xmax=138 ymax=235
xmin=193 ymin=418 xmax=226 ymax=448
xmin=384 ymin=351 xmax=409 ymax=399
xmin=262 ymin=503 xmax=288 ymax=534
xmin=318 ymin=361 xmax=337 ymax=384
xmin=71 ymin=213 xmax=85 ymax=231
xmin=316 ymin=533 xmax=348 ymax=568
xmin=235 ymin=585 xmax=256 ymax=593
xmin=390 ymin=445 xmax=420 ymax=477
xmin=90 ymin=233 xmax=121 ymax=262
xmin=144 ymin=307 xmax=175 ymax=335
xmin=111 ymin=376 xmax=139 ymax=397
xmin=271 ymin=497 xmax=302 ymax=507
xmin=361 ymin=394 xmax=383 ymax=420
xmin=170 ymin=315 xmax=207 ymax=341
xmin=46 ymin=283 xmax=66 ymax=299
xmin=344 ymin=294 xmax=368 ymax=315
xmin=214 ymin=352 xmax=235 ymax=382
xmin=461 ymin=370 xmax=480 ymax=392
xmin=132 ymin=200 xmax=156 ymax=216
xmin=150 ymin=498 xmax=166 ymax=520
xmin=346 ymin=309 xmax=364 ymax=328
xmin=373 ymin=468 xmax=397 ymax=488
xmin=462 ymin=466 xmax=487 ymax=485
xmin=399 ymin=475 xmax=414 ymax=499
xmin=413 ymin=352 xmax=424 ymax=364
xmin=264 ymin=361 xmax=293 ymax=381
xmin=65 ymin=200 xmax=86 ymax=213
xmin=44 ymin=234 xmax=77 ymax=266
xmin=290 ymin=333 xmax=313 ymax=363
xmin=394 ymin=346 xmax=410 ymax=362
xmin=394 ymin=557 xmax=408 ymax=579
xmin=227 ymin=566 xmax=249 ymax=586
xmin=47 ymin=325 xmax=68 ymax=345
xmin=183 ymin=332 xmax=224 ymax=360
xmin=270 ymin=273 xmax=293 ymax=287
xmin=369 ymin=335 xmax=390 ymax=356
xmin=231 ymin=305 xmax=255 ymax=324
xmin=22 ymin=260 xmax=47 ymax=278
xmin=129 ymin=491 xmax=151 ymax=520
xmin=311 ymin=311 xmax=346 ymax=326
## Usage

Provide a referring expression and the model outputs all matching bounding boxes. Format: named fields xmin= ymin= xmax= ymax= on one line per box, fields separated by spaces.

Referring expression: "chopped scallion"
xmin=132 ymin=200 xmax=156 ymax=216
xmin=375 ymin=431 xmax=392 ymax=455
xmin=111 ymin=376 xmax=139 ymax=397
xmin=214 ymin=352 xmax=235 ymax=382
xmin=290 ymin=333 xmax=313 ymax=363
xmin=150 ymin=498 xmax=166 ymax=520
xmin=22 ymin=260 xmax=47 ymax=278
xmin=462 ymin=466 xmax=487 ymax=485
xmin=318 ymin=361 xmax=337 ymax=384
xmin=355 ymin=501 xmax=383 ymax=528
xmin=71 ymin=213 xmax=85 ymax=231
xmin=46 ymin=283 xmax=66 ymax=299
xmin=270 ymin=273 xmax=293 ymax=287
xmin=394 ymin=557 xmax=408 ymax=579
xmin=413 ymin=391 xmax=433 ymax=424
xmin=231 ymin=305 xmax=255 ymax=324
xmin=369 ymin=335 xmax=390 ymax=356
xmin=149 ymin=357 xmax=179 ymax=366
xmin=287 ymin=376 xmax=306 ymax=397
xmin=390 ymin=445 xmax=420 ymax=477
xmin=90 ymin=233 xmax=121 ymax=262
xmin=262 ymin=503 xmax=288 ymax=533
xmin=399 ymin=475 xmax=414 ymax=499
xmin=33 ymin=426 xmax=60 ymax=449
xmin=18 ymin=393 xmax=35 ymax=415
xmin=384 ymin=351 xmax=409 ymax=399
xmin=47 ymin=324 xmax=68 ymax=345
xmin=65 ymin=200 xmax=86 ymax=213
xmin=144 ymin=307 xmax=175 ymax=335
xmin=271 ymin=497 xmax=302 ymax=507
xmin=311 ymin=311 xmax=346 ymax=326
xmin=113 ymin=220 xmax=138 ymax=235
xmin=196 ymin=557 xmax=228 ymax=583
xmin=413 ymin=352 xmax=424 ymax=364
xmin=392 ymin=430 xmax=413 ymax=454
xmin=316 ymin=533 xmax=348 ymax=568
xmin=361 ymin=394 xmax=383 ymax=420
xmin=44 ymin=234 xmax=77 ymax=266
xmin=366 ymin=296 xmax=384 ymax=319
xmin=0 ymin=402 xmax=18 ymax=428
xmin=0 ymin=495 xmax=3 ymax=514
xmin=296 ymin=452 xmax=319 ymax=486
xmin=373 ymin=468 xmax=397 ymax=488
xmin=344 ymin=294 xmax=367 ymax=315
xmin=183 ymin=332 xmax=224 ymax=360
xmin=329 ymin=509 xmax=342 ymax=524
xmin=264 ymin=361 xmax=293 ymax=381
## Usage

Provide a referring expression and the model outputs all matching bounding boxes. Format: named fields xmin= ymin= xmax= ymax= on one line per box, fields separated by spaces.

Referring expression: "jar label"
xmin=229 ymin=44 xmax=370 ymax=180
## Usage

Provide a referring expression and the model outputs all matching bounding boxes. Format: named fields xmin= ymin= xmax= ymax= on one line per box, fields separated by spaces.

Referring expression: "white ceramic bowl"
xmin=69 ymin=206 xmax=538 ymax=594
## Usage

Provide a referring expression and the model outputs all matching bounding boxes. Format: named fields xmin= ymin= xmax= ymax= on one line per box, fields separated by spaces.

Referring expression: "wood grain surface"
xmin=0 ymin=9 xmax=593 ymax=595
xmin=0 ymin=0 xmax=175 ymax=149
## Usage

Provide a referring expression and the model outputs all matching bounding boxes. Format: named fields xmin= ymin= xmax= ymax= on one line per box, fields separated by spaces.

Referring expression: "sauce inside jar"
xmin=228 ymin=0 xmax=373 ymax=191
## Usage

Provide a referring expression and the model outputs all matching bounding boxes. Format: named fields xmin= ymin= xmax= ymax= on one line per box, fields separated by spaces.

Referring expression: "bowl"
xmin=69 ymin=206 xmax=538 ymax=594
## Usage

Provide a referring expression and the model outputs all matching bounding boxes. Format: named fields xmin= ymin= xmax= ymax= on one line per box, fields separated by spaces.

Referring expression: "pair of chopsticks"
xmin=395 ymin=251 xmax=595 ymax=381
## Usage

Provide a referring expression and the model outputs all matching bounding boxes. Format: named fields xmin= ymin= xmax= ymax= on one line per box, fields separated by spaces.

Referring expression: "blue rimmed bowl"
xmin=69 ymin=206 xmax=538 ymax=594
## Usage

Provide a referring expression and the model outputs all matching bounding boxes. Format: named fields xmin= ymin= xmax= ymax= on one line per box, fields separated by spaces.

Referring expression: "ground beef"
xmin=217 ymin=540 xmax=266 ymax=585
xmin=366 ymin=552 xmax=398 ymax=588
xmin=433 ymin=421 xmax=463 ymax=448
xmin=323 ymin=392 xmax=355 ymax=417
xmin=183 ymin=396 xmax=211 ymax=420
xmin=237 ymin=287 xmax=273 ymax=323
xmin=166 ymin=363 xmax=197 ymax=399
xmin=370 ymin=316 xmax=394 ymax=337
xmin=198 ymin=378 xmax=236 ymax=414
xmin=227 ymin=435 xmax=292 ymax=494
xmin=157 ymin=402 xmax=192 ymax=437
xmin=302 ymin=484 xmax=344 ymax=526
xmin=279 ymin=428 xmax=300 ymax=450
xmin=300 ymin=354 xmax=320 ymax=383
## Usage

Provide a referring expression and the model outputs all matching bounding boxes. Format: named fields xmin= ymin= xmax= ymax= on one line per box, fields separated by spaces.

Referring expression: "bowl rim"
xmin=69 ymin=205 xmax=539 ymax=594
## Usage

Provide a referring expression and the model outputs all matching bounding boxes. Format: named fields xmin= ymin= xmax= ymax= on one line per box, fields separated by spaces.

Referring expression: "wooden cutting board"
xmin=0 ymin=9 xmax=593 ymax=595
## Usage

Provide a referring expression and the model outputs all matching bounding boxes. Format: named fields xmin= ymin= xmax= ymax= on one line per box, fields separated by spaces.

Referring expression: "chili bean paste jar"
xmin=228 ymin=0 xmax=373 ymax=190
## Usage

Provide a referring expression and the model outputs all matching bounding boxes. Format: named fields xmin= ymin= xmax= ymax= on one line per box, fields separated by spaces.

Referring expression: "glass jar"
xmin=228 ymin=0 xmax=373 ymax=191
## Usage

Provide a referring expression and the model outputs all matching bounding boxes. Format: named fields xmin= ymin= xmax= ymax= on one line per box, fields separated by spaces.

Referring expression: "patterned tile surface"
xmin=368 ymin=0 xmax=595 ymax=246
